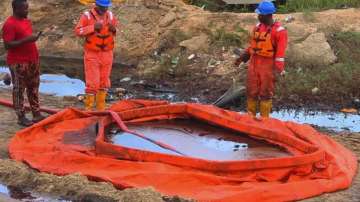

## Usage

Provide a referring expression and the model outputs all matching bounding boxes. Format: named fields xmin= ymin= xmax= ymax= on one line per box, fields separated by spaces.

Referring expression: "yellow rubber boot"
xmin=260 ymin=100 xmax=272 ymax=118
xmin=96 ymin=90 xmax=107 ymax=111
xmin=247 ymin=98 xmax=257 ymax=117
xmin=84 ymin=94 xmax=95 ymax=111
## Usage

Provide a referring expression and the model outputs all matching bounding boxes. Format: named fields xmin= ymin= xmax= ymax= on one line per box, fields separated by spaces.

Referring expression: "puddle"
xmin=39 ymin=74 xmax=84 ymax=96
xmin=2 ymin=66 xmax=358 ymax=132
xmin=109 ymin=119 xmax=290 ymax=161
xmin=0 ymin=67 xmax=85 ymax=96
xmin=272 ymin=110 xmax=360 ymax=132
xmin=0 ymin=184 xmax=9 ymax=195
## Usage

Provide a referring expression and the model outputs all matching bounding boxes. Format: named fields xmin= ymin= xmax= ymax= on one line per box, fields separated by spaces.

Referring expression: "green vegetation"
xmin=330 ymin=31 xmax=360 ymax=63
xmin=209 ymin=27 xmax=248 ymax=47
xmin=277 ymin=63 xmax=360 ymax=106
xmin=279 ymin=0 xmax=360 ymax=13
xmin=186 ymin=0 xmax=360 ymax=13
xmin=277 ymin=31 xmax=360 ymax=107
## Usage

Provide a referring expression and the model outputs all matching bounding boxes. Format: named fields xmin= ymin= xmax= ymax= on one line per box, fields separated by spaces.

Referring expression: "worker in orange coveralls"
xmin=235 ymin=0 xmax=288 ymax=118
xmin=75 ymin=0 xmax=118 ymax=110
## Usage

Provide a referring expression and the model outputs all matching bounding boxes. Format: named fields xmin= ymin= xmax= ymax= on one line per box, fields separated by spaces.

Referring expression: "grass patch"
xmin=329 ymin=31 xmax=360 ymax=63
xmin=277 ymin=62 xmax=360 ymax=106
xmin=208 ymin=27 xmax=248 ymax=47
xmin=280 ymin=0 xmax=360 ymax=12
xmin=186 ymin=0 xmax=360 ymax=13
xmin=277 ymin=30 xmax=360 ymax=106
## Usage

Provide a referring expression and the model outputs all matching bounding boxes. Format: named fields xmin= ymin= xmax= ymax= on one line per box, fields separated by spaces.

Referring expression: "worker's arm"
xmin=234 ymin=41 xmax=251 ymax=66
xmin=108 ymin=11 xmax=119 ymax=35
xmin=274 ymin=27 xmax=288 ymax=73
xmin=234 ymin=26 xmax=256 ymax=66
xmin=74 ymin=13 xmax=96 ymax=37
xmin=2 ymin=24 xmax=41 ymax=50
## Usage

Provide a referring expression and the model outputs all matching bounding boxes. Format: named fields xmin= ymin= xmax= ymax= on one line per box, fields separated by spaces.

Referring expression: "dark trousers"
xmin=9 ymin=62 xmax=40 ymax=117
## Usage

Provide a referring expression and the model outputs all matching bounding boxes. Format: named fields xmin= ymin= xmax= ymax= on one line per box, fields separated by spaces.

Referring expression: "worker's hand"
xmin=280 ymin=70 xmax=286 ymax=76
xmin=24 ymin=32 xmax=42 ymax=43
xmin=108 ymin=24 xmax=116 ymax=33
xmin=274 ymin=70 xmax=286 ymax=81
xmin=234 ymin=58 xmax=242 ymax=67
xmin=241 ymin=52 xmax=250 ymax=63
xmin=94 ymin=22 xmax=103 ymax=32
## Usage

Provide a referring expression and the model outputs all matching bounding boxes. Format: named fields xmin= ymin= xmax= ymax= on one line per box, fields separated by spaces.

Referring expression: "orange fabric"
xmin=85 ymin=28 xmax=115 ymax=52
xmin=249 ymin=28 xmax=274 ymax=57
xmin=247 ymin=55 xmax=275 ymax=100
xmin=75 ymin=8 xmax=118 ymax=94
xmin=84 ymin=11 xmax=115 ymax=51
xmin=75 ymin=8 xmax=117 ymax=52
xmin=246 ymin=22 xmax=288 ymax=72
xmin=84 ymin=49 xmax=113 ymax=94
xmin=246 ymin=22 xmax=288 ymax=100
xmin=9 ymin=100 xmax=357 ymax=202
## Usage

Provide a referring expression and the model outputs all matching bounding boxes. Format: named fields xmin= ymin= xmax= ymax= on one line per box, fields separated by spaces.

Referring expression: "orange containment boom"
xmin=9 ymin=100 xmax=358 ymax=201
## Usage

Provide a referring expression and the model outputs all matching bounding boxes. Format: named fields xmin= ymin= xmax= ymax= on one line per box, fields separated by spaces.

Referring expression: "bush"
xmin=186 ymin=0 xmax=360 ymax=13
xmin=209 ymin=27 xmax=248 ymax=47
xmin=282 ymin=0 xmax=360 ymax=12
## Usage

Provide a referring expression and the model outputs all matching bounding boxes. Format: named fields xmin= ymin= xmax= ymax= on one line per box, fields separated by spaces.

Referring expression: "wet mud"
xmin=110 ymin=119 xmax=290 ymax=161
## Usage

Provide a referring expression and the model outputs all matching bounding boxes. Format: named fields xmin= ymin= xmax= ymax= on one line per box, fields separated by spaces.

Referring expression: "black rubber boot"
xmin=32 ymin=112 xmax=46 ymax=123
xmin=18 ymin=115 xmax=33 ymax=127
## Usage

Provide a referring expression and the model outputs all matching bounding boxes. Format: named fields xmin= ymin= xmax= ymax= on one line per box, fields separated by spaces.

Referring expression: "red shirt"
xmin=2 ymin=16 xmax=39 ymax=65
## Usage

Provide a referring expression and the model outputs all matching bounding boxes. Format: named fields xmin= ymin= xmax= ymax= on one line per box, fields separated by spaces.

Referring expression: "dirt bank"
xmin=1 ymin=1 xmax=360 ymax=109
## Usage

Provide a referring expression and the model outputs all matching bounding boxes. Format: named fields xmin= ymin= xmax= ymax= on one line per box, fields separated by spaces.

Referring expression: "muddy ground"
xmin=0 ymin=0 xmax=359 ymax=201
xmin=1 ymin=0 xmax=360 ymax=111
xmin=0 ymin=87 xmax=359 ymax=202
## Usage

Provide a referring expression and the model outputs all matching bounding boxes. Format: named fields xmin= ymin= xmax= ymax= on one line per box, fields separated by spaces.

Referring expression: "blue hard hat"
xmin=255 ymin=1 xmax=276 ymax=15
xmin=96 ymin=0 xmax=112 ymax=7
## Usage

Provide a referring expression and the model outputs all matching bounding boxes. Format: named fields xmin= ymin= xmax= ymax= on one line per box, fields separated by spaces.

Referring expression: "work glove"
xmin=234 ymin=52 xmax=250 ymax=66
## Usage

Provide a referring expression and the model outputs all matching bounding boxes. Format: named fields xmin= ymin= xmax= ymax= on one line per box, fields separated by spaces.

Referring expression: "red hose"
xmin=0 ymin=99 xmax=59 ymax=114
xmin=109 ymin=111 xmax=186 ymax=156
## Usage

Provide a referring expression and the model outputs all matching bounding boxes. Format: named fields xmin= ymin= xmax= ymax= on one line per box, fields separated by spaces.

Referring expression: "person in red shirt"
xmin=2 ymin=0 xmax=45 ymax=126
xmin=235 ymin=0 xmax=288 ymax=118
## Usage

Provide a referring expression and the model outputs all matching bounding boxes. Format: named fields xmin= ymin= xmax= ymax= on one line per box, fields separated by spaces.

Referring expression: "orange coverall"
xmin=246 ymin=21 xmax=288 ymax=100
xmin=245 ymin=21 xmax=288 ymax=117
xmin=75 ymin=8 xmax=118 ymax=94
